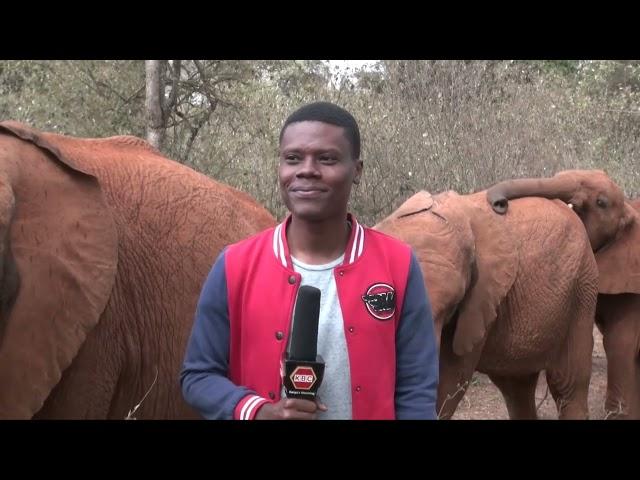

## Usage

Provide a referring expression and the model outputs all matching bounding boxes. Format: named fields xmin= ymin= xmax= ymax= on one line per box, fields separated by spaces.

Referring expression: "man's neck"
xmin=286 ymin=215 xmax=351 ymax=265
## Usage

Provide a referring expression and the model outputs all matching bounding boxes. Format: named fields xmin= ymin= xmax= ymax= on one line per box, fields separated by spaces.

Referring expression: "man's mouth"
xmin=291 ymin=186 xmax=327 ymax=194
xmin=291 ymin=188 xmax=326 ymax=198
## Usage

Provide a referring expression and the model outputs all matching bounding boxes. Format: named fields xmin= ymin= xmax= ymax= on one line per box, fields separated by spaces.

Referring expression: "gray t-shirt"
xmin=285 ymin=253 xmax=353 ymax=420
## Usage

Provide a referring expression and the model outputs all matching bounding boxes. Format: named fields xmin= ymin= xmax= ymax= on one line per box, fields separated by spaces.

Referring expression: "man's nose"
xmin=296 ymin=157 xmax=320 ymax=177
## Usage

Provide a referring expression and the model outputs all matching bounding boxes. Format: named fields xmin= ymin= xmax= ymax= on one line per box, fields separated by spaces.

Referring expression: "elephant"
xmin=374 ymin=189 xmax=598 ymax=419
xmin=487 ymin=170 xmax=640 ymax=419
xmin=0 ymin=121 xmax=276 ymax=419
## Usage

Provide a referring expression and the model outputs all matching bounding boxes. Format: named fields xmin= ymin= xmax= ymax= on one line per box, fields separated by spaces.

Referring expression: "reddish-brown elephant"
xmin=487 ymin=170 xmax=640 ymax=419
xmin=375 ymin=189 xmax=598 ymax=419
xmin=0 ymin=121 xmax=276 ymax=419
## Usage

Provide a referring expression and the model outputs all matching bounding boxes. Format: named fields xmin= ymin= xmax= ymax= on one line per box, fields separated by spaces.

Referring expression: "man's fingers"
xmin=313 ymin=394 xmax=328 ymax=412
xmin=284 ymin=398 xmax=319 ymax=413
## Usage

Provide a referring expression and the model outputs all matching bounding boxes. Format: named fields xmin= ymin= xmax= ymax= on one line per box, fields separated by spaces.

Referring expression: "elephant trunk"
xmin=486 ymin=176 xmax=578 ymax=214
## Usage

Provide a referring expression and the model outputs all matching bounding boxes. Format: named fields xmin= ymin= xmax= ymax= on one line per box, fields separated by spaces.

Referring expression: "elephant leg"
xmin=542 ymin=277 xmax=596 ymax=420
xmin=597 ymin=294 xmax=640 ymax=420
xmin=602 ymin=340 xmax=640 ymax=420
xmin=601 ymin=317 xmax=640 ymax=419
xmin=545 ymin=356 xmax=593 ymax=420
xmin=34 ymin=362 xmax=121 ymax=419
xmin=34 ymin=309 xmax=125 ymax=419
xmin=437 ymin=324 xmax=484 ymax=419
xmin=545 ymin=324 xmax=593 ymax=420
xmin=488 ymin=372 xmax=540 ymax=419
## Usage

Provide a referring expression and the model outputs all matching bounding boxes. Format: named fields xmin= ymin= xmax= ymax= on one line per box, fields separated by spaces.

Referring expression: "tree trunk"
xmin=145 ymin=60 xmax=165 ymax=151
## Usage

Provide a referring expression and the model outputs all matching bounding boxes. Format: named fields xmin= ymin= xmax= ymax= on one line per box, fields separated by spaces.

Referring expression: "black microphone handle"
xmin=283 ymin=285 xmax=324 ymax=398
xmin=288 ymin=285 xmax=321 ymax=361
xmin=283 ymin=355 xmax=325 ymax=399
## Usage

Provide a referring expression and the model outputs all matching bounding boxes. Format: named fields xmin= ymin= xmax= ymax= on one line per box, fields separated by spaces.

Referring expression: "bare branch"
xmin=437 ymin=380 xmax=470 ymax=419
xmin=164 ymin=60 xmax=181 ymax=115
xmin=536 ymin=384 xmax=550 ymax=412
xmin=604 ymin=400 xmax=627 ymax=419
xmin=125 ymin=366 xmax=159 ymax=420
xmin=182 ymin=114 xmax=209 ymax=163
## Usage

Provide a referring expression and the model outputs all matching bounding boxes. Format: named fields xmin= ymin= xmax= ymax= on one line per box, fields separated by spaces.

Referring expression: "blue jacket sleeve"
xmin=395 ymin=250 xmax=439 ymax=419
xmin=180 ymin=249 xmax=255 ymax=419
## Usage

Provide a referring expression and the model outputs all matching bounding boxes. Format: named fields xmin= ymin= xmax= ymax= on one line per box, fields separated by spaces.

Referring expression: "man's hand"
xmin=255 ymin=398 xmax=328 ymax=420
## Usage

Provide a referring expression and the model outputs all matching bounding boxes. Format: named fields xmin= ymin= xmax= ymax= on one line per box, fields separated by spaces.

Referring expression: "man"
xmin=180 ymin=101 xmax=438 ymax=419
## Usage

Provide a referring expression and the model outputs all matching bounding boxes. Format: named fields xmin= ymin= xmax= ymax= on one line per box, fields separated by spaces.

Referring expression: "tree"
xmin=145 ymin=60 xmax=179 ymax=150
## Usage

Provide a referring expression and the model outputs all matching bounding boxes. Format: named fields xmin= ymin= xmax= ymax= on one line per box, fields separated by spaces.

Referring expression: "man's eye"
xmin=319 ymin=156 xmax=337 ymax=163
xmin=285 ymin=155 xmax=299 ymax=162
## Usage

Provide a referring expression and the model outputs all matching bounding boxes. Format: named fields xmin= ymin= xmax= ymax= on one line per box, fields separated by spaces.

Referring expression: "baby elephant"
xmin=375 ymin=188 xmax=597 ymax=419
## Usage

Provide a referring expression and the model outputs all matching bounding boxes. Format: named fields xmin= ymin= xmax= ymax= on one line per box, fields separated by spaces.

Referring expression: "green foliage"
xmin=0 ymin=60 xmax=146 ymax=137
xmin=523 ymin=60 xmax=580 ymax=78
xmin=1 ymin=60 xmax=638 ymax=223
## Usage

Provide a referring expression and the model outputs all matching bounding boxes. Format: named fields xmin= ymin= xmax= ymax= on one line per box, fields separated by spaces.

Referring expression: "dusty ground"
xmin=451 ymin=326 xmax=607 ymax=419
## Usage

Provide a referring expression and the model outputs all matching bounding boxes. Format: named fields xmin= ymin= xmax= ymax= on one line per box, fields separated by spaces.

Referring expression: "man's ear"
xmin=354 ymin=159 xmax=363 ymax=184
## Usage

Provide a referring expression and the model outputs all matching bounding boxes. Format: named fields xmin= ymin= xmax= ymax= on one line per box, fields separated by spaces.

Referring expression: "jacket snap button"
xmin=339 ymin=271 xmax=344 ymax=276
xmin=268 ymin=391 xmax=276 ymax=400
xmin=288 ymin=275 xmax=296 ymax=284
xmin=355 ymin=386 xmax=362 ymax=392
xmin=275 ymin=331 xmax=284 ymax=341
xmin=348 ymin=326 xmax=355 ymax=333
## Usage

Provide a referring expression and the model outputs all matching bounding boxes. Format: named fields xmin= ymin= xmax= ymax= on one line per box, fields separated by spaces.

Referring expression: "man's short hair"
xmin=279 ymin=101 xmax=361 ymax=160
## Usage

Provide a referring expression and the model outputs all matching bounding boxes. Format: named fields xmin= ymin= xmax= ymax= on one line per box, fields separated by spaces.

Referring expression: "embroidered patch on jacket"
xmin=362 ymin=283 xmax=396 ymax=320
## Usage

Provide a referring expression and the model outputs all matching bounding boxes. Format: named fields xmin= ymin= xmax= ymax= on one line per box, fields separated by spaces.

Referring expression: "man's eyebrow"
xmin=281 ymin=147 xmax=343 ymax=154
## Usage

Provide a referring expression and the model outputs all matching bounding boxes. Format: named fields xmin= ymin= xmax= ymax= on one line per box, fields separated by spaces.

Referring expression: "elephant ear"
xmin=596 ymin=202 xmax=640 ymax=294
xmin=391 ymin=191 xmax=434 ymax=219
xmin=452 ymin=200 xmax=519 ymax=356
xmin=375 ymin=191 xmax=474 ymax=337
xmin=0 ymin=122 xmax=118 ymax=418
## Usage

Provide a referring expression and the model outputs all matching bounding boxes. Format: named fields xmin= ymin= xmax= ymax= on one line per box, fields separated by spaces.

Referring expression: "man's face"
xmin=279 ymin=121 xmax=362 ymax=223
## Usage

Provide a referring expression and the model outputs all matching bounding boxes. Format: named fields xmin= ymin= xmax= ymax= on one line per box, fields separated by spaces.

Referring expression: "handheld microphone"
xmin=282 ymin=285 xmax=325 ymax=399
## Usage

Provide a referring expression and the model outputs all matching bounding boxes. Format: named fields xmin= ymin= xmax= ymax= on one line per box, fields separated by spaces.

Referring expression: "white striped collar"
xmin=272 ymin=213 xmax=365 ymax=269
